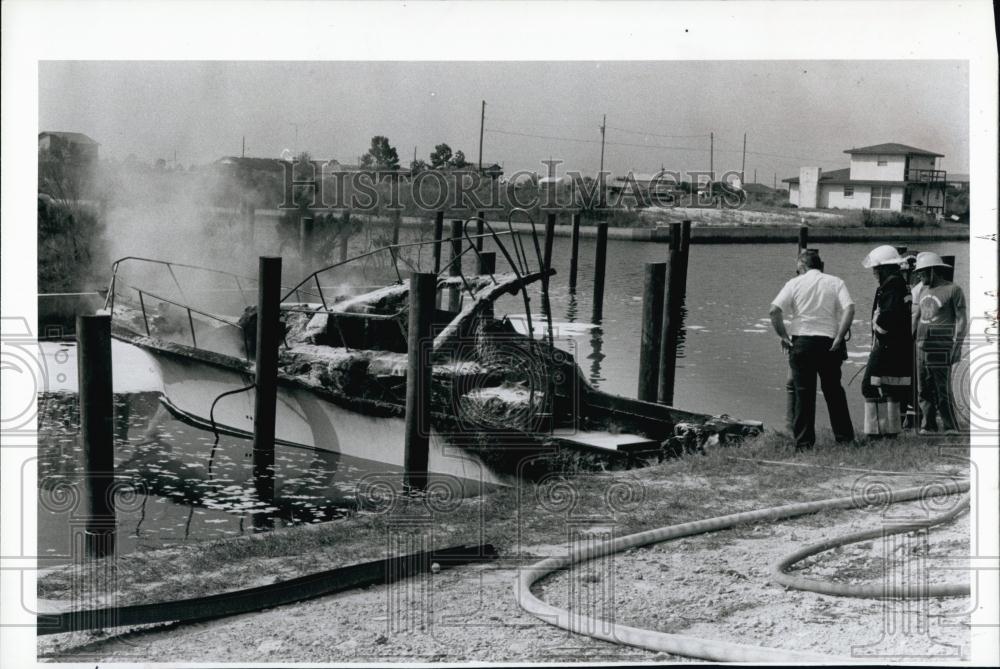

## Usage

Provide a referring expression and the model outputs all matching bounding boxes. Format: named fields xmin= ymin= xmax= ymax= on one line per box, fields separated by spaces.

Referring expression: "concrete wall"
xmin=823 ymin=184 xmax=867 ymax=210
xmin=849 ymin=154 xmax=906 ymax=181
xmin=798 ymin=167 xmax=821 ymax=208
xmin=788 ymin=183 xmax=800 ymax=206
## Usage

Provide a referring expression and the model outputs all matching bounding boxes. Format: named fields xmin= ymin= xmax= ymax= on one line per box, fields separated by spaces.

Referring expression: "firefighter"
xmin=911 ymin=252 xmax=967 ymax=432
xmin=860 ymin=245 xmax=913 ymax=438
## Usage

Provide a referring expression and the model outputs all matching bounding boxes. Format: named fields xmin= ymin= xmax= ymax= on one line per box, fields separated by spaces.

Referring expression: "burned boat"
xmin=105 ymin=216 xmax=762 ymax=489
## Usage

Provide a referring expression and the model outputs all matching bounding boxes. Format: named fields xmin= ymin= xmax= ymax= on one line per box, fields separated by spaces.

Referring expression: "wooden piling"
xmin=478 ymin=251 xmax=496 ymax=276
xmin=657 ymin=243 xmax=684 ymax=406
xmin=592 ymin=222 xmax=609 ymax=321
xmin=432 ymin=212 xmax=445 ymax=274
xmin=246 ymin=203 xmax=256 ymax=251
xmin=941 ymin=255 xmax=955 ymax=281
xmin=637 ymin=263 xmax=666 ymax=402
xmin=77 ymin=314 xmax=115 ymax=558
xmin=797 ymin=225 xmax=808 ymax=251
xmin=448 ymin=219 xmax=463 ymax=311
xmin=299 ymin=216 xmax=314 ymax=270
xmin=339 ymin=211 xmax=351 ymax=263
xmin=479 ymin=252 xmax=496 ymax=319
xmin=476 ymin=210 xmax=486 ymax=252
xmin=404 ymin=272 xmax=437 ymax=491
xmin=678 ymin=219 xmax=692 ymax=299
xmin=391 ymin=210 xmax=402 ymax=246
xmin=542 ymin=213 xmax=556 ymax=319
xmin=568 ymin=212 xmax=581 ymax=291
xmin=253 ymin=256 xmax=282 ymax=505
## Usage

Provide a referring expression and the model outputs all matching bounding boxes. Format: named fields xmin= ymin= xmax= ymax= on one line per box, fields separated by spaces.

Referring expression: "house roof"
xmin=215 ymin=156 xmax=290 ymax=172
xmin=843 ymin=143 xmax=943 ymax=158
xmin=782 ymin=167 xmax=909 ymax=187
xmin=39 ymin=131 xmax=99 ymax=145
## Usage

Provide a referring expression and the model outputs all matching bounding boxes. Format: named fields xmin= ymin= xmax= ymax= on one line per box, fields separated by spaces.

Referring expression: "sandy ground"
xmin=38 ymin=485 xmax=971 ymax=663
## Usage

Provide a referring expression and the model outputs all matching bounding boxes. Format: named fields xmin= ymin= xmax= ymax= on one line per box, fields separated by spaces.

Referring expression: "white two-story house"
xmin=783 ymin=143 xmax=947 ymax=215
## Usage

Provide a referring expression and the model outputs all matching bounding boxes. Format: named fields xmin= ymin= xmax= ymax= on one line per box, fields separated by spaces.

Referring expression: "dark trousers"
xmin=789 ymin=336 xmax=855 ymax=448
xmin=917 ymin=343 xmax=958 ymax=431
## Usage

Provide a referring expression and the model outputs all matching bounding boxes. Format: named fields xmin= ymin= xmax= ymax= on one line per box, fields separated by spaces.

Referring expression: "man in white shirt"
xmin=769 ymin=250 xmax=856 ymax=449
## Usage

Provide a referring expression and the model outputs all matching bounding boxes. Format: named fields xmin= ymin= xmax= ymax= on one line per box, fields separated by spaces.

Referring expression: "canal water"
xmin=37 ymin=231 xmax=969 ymax=561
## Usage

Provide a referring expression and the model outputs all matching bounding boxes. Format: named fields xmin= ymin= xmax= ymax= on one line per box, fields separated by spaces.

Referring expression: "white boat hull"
xmin=149 ymin=349 xmax=508 ymax=488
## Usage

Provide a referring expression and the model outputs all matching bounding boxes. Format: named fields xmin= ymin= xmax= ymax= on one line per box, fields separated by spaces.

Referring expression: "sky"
xmin=39 ymin=60 xmax=969 ymax=182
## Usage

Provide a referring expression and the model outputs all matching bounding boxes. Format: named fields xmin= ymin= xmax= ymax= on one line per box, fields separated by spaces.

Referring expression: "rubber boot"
xmin=864 ymin=400 xmax=883 ymax=439
xmin=879 ymin=399 xmax=901 ymax=437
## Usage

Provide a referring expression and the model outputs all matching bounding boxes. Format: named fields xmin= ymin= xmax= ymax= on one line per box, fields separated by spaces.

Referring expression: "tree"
xmin=362 ymin=136 xmax=400 ymax=171
xmin=449 ymin=150 xmax=468 ymax=169
xmin=410 ymin=159 xmax=429 ymax=174
xmin=429 ymin=143 xmax=453 ymax=169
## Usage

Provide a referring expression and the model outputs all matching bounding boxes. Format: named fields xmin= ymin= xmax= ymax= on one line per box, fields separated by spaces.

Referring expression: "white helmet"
xmin=862 ymin=245 xmax=904 ymax=269
xmin=914 ymin=251 xmax=951 ymax=272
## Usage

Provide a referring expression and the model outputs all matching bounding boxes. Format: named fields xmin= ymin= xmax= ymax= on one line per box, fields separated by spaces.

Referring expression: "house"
xmin=38 ymin=131 xmax=100 ymax=163
xmin=215 ymin=156 xmax=290 ymax=173
xmin=783 ymin=143 xmax=948 ymax=215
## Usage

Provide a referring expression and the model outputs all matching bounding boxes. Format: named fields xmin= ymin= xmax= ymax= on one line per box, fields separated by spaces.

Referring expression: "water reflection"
xmin=565 ymin=291 xmax=578 ymax=324
xmin=587 ymin=321 xmax=605 ymax=388
xmin=38 ymin=392 xmax=364 ymax=562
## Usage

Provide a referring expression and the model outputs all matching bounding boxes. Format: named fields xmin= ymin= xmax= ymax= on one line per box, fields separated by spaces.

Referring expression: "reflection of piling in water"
xmin=253 ymin=257 xmax=281 ymax=506
xmin=569 ymin=212 xmax=581 ymax=292
xmin=404 ymin=273 xmax=436 ymax=491
xmin=798 ymin=225 xmax=808 ymax=252
xmin=940 ymin=255 xmax=955 ymax=281
xmin=565 ymin=291 xmax=578 ymax=324
xmin=476 ymin=210 xmax=486 ymax=252
xmin=433 ymin=212 xmax=444 ymax=308
xmin=246 ymin=203 xmax=256 ymax=251
xmin=77 ymin=314 xmax=116 ymax=558
xmin=592 ymin=223 xmax=609 ymax=322
xmin=588 ymin=321 xmax=605 ymax=388
xmin=638 ymin=262 xmax=666 ymax=402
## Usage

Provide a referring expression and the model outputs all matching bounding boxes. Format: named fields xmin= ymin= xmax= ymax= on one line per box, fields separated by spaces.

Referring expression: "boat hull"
xmin=146 ymin=345 xmax=508 ymax=488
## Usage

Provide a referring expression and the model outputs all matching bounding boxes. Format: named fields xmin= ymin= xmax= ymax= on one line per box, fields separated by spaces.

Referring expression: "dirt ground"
xmin=38 ymin=469 xmax=971 ymax=663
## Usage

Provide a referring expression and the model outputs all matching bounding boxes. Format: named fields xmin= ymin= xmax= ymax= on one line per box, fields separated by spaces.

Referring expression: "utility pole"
xmin=754 ymin=168 xmax=757 ymax=184
xmin=710 ymin=132 xmax=714 ymax=182
xmin=598 ymin=113 xmax=607 ymax=207
xmin=773 ymin=173 xmax=777 ymax=190
xmin=413 ymin=145 xmax=417 ymax=165
xmin=242 ymin=136 xmax=245 ymax=158
xmin=741 ymin=132 xmax=747 ymax=184
xmin=478 ymin=100 xmax=486 ymax=172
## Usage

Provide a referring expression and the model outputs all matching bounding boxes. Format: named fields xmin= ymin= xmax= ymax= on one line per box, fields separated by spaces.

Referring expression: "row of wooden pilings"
xmin=76 ymin=212 xmax=686 ymax=556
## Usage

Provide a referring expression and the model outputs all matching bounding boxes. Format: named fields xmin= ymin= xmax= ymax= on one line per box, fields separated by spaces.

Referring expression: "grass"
xmin=38 ymin=430 xmax=967 ymax=607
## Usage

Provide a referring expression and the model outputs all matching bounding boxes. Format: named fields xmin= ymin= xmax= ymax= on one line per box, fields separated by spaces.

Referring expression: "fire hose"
xmin=515 ymin=478 xmax=969 ymax=663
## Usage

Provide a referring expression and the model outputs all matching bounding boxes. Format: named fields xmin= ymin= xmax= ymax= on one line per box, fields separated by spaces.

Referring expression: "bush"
xmin=860 ymin=208 xmax=935 ymax=228
xmin=38 ymin=197 xmax=105 ymax=293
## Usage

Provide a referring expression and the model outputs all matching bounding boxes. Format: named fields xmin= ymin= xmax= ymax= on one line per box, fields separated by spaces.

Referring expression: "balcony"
xmin=905 ymin=168 xmax=947 ymax=183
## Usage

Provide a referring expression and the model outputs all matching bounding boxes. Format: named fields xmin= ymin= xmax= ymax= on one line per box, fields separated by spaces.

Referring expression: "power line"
xmin=605 ymin=125 xmax=711 ymax=140
xmin=485 ymin=127 xmax=710 ymax=154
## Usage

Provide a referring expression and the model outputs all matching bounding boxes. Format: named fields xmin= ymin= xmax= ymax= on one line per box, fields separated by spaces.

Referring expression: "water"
xmin=37 ymin=234 xmax=969 ymax=559
xmin=487 ymin=235 xmax=969 ymax=429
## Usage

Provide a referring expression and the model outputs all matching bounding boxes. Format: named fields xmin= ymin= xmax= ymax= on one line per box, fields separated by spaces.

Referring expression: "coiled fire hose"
xmin=515 ymin=479 xmax=969 ymax=663
xmin=772 ymin=493 xmax=970 ymax=599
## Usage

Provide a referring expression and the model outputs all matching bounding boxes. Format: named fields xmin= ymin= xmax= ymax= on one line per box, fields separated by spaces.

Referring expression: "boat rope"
xmin=207 ymin=382 xmax=256 ymax=477
xmin=514 ymin=479 xmax=969 ymax=663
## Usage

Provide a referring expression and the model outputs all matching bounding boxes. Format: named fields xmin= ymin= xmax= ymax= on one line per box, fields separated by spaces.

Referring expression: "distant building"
xmin=783 ymin=143 xmax=948 ymax=216
xmin=38 ymin=131 xmax=100 ymax=163
xmin=215 ymin=156 xmax=290 ymax=173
